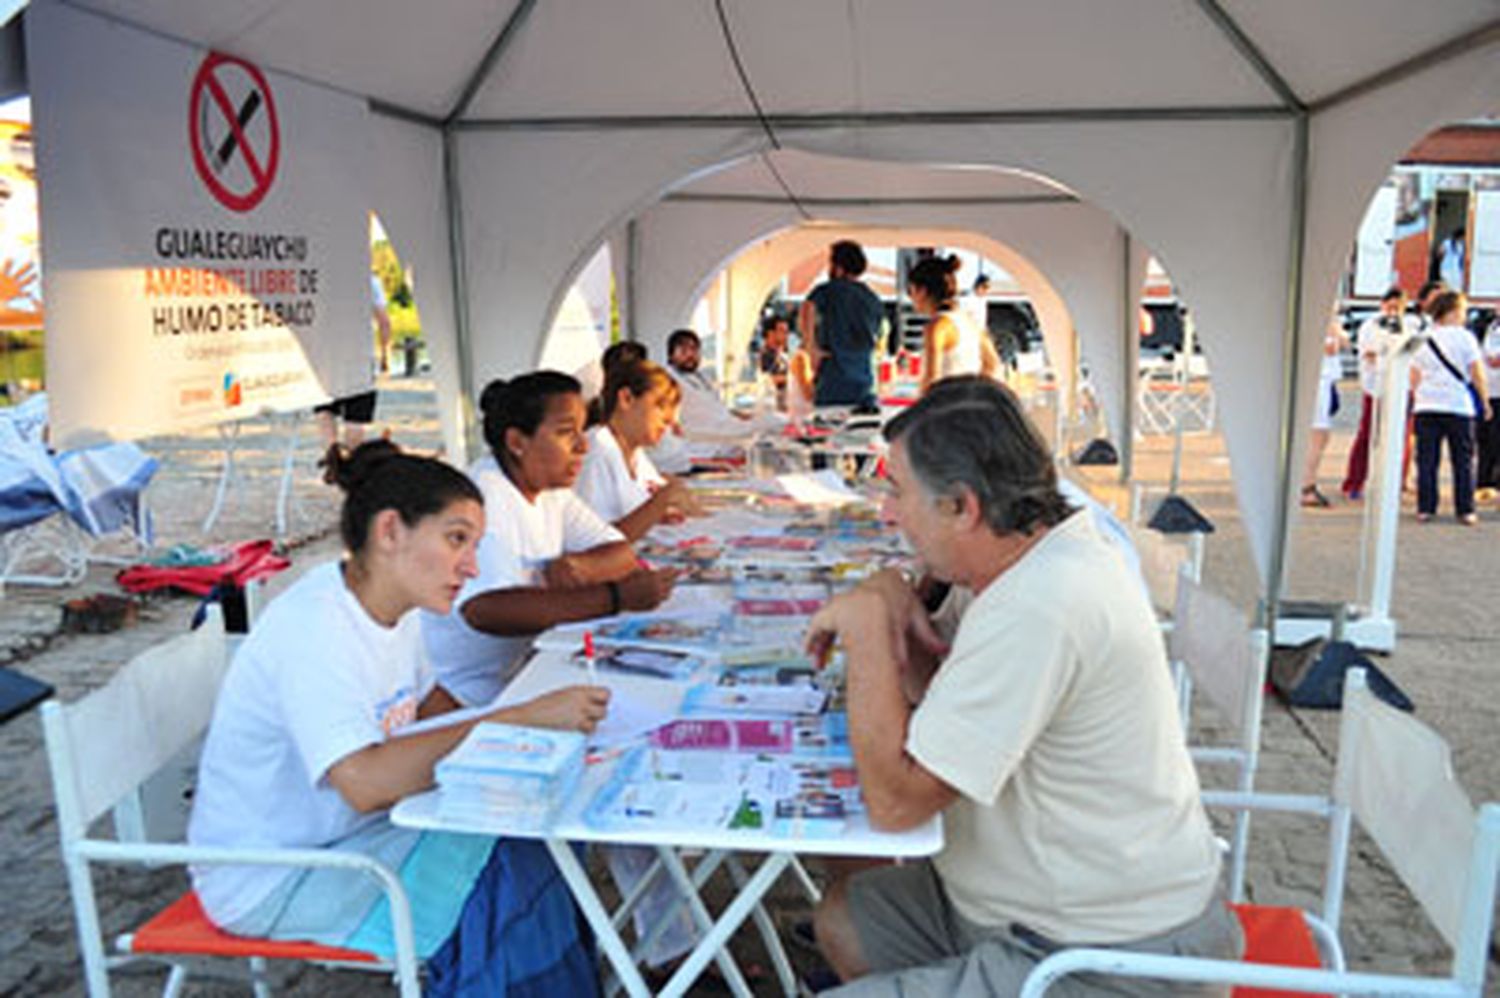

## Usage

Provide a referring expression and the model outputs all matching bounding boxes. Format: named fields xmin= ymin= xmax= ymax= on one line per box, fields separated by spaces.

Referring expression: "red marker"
xmin=583 ymin=631 xmax=598 ymax=684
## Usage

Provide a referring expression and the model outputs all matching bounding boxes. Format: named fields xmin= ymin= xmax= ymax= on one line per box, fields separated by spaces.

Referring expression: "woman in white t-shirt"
xmin=1299 ymin=316 xmax=1350 ymax=508
xmin=188 ymin=442 xmax=606 ymax=983
xmin=576 ymin=359 xmax=700 ymax=541
xmin=1410 ymin=291 xmax=1491 ymax=524
xmin=422 ymin=371 xmax=678 ymax=706
xmin=909 ymin=255 xmax=1001 ymax=396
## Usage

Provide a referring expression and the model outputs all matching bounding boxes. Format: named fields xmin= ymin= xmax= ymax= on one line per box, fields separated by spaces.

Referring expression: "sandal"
xmin=1299 ymin=485 xmax=1331 ymax=509
xmin=1416 ymin=512 xmax=1433 ymax=523
xmin=1460 ymin=513 xmax=1479 ymax=526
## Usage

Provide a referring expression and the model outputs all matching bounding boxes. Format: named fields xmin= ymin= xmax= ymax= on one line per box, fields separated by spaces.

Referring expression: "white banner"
xmin=28 ymin=4 xmax=371 ymax=446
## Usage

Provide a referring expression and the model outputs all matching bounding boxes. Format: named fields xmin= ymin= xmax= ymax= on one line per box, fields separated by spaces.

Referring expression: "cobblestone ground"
xmin=1 ymin=377 xmax=1496 ymax=995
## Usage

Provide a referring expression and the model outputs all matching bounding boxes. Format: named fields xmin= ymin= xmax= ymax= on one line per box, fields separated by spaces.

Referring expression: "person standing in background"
xmin=800 ymin=240 xmax=885 ymax=410
xmin=1410 ymin=290 xmax=1489 ymax=524
xmin=1300 ymin=315 xmax=1350 ymax=508
xmin=906 ymin=254 xmax=1001 ymax=395
xmin=1478 ymin=315 xmax=1500 ymax=503
xmin=1341 ymin=288 xmax=1417 ymax=501
xmin=315 ymin=272 xmax=390 ymax=483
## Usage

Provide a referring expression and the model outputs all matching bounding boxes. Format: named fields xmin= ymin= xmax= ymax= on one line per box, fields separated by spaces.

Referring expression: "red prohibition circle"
xmin=188 ymin=51 xmax=281 ymax=213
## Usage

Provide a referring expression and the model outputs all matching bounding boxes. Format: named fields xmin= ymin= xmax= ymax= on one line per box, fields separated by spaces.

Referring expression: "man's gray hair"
xmin=883 ymin=376 xmax=1073 ymax=536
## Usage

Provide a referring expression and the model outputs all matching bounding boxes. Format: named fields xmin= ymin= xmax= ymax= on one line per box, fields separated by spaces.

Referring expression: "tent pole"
xmin=1262 ymin=112 xmax=1311 ymax=632
xmin=1120 ymin=230 xmax=1135 ymax=482
xmin=442 ymin=127 xmax=477 ymax=463
xmin=626 ymin=219 xmax=640 ymax=342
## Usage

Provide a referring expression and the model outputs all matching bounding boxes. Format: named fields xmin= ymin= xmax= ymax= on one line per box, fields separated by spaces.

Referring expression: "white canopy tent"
xmin=14 ymin=0 xmax=1500 ymax=624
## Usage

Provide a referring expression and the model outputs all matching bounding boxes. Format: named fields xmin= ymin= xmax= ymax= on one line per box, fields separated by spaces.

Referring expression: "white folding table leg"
xmin=610 ymin=852 xmax=667 ymax=933
xmin=789 ymin=855 xmax=822 ymax=904
xmin=727 ymin=855 xmax=798 ymax=997
xmin=656 ymin=848 xmax=754 ymax=998
xmin=628 ymin=848 xmax=729 ymax=967
xmin=544 ymin=839 xmax=652 ymax=998
xmin=658 ymin=850 xmax=793 ymax=998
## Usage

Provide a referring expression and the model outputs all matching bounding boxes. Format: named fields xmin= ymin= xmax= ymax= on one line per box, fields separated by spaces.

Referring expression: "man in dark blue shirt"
xmin=800 ymin=240 xmax=885 ymax=409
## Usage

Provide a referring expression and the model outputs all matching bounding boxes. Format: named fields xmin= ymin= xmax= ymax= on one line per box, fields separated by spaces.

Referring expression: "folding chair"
xmin=1021 ymin=668 xmax=1500 ymax=997
xmin=1169 ymin=571 xmax=1268 ymax=903
xmin=1 ymin=394 xmax=156 ymax=595
xmin=41 ymin=606 xmax=421 ymax=997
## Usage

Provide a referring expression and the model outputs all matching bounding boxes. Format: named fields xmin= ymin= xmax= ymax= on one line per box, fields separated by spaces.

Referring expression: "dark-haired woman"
xmin=188 ymin=441 xmax=602 ymax=994
xmin=423 ymin=371 xmax=677 ymax=707
xmin=1411 ymin=291 xmax=1491 ymax=524
xmin=908 ymin=255 xmax=1000 ymax=395
xmin=576 ymin=359 xmax=700 ymax=541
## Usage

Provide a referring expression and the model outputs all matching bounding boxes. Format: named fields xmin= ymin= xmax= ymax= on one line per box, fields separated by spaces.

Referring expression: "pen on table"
xmin=583 ymin=630 xmax=598 ymax=685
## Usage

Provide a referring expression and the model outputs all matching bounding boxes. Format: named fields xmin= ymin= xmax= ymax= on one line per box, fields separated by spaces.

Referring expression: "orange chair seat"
xmin=1230 ymin=904 xmax=1328 ymax=998
xmin=128 ymin=891 xmax=379 ymax=964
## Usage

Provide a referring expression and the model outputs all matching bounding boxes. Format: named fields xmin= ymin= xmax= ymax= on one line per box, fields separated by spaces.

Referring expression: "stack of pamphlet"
xmin=434 ymin=722 xmax=586 ymax=832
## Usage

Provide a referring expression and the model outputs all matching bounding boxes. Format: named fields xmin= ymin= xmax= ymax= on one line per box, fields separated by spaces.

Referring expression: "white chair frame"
xmin=41 ymin=606 xmax=421 ymax=997
xmin=1168 ymin=569 xmax=1269 ymax=903
xmin=1021 ymin=669 xmax=1500 ymax=997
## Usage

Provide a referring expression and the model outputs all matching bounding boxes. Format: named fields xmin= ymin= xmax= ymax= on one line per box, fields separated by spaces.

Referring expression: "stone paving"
xmin=0 ymin=376 xmax=1496 ymax=995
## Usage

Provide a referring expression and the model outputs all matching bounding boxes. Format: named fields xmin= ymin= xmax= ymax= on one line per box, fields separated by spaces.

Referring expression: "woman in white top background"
xmin=576 ymin=359 xmax=701 ymax=540
xmin=909 ymin=254 xmax=1001 ymax=395
xmin=188 ymin=442 xmax=603 ymax=991
xmin=1299 ymin=316 xmax=1351 ymax=508
xmin=1410 ymin=290 xmax=1490 ymax=524
xmin=422 ymin=372 xmax=677 ymax=706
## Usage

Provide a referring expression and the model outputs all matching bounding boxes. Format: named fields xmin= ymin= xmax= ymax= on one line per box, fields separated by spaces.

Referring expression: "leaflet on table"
xmin=732 ymin=580 xmax=828 ymax=616
xmin=434 ymin=722 xmax=586 ymax=831
xmin=647 ymin=712 xmax=849 ymax=754
xmin=571 ymin=643 xmax=700 ymax=681
xmin=774 ymin=470 xmax=863 ymax=507
xmin=583 ymin=745 xmax=864 ymax=837
xmin=537 ymin=612 xmax=802 ymax=665
xmin=681 ymin=673 xmax=829 ymax=715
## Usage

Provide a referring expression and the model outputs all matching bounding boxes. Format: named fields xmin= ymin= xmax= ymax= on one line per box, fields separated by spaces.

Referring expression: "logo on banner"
xmin=188 ymin=52 xmax=281 ymax=213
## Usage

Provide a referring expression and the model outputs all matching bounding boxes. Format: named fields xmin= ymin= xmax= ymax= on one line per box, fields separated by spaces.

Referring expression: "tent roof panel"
xmin=72 ymin=0 xmax=520 ymax=118
xmin=462 ymin=0 xmax=751 ymax=120
xmin=58 ymin=1 xmax=1496 ymax=123
xmin=730 ymin=0 xmax=1283 ymax=116
xmin=1222 ymin=0 xmax=1500 ymax=106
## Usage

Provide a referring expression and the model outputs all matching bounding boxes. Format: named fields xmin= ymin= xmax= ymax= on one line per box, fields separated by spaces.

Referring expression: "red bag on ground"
xmin=117 ymin=540 xmax=290 ymax=596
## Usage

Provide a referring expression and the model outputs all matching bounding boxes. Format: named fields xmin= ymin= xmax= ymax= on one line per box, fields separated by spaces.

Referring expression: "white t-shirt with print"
xmin=575 ymin=425 xmax=666 ymax=525
xmin=421 ymin=455 xmax=624 ymax=706
xmin=188 ymin=561 xmax=434 ymax=926
xmin=1356 ymin=313 xmax=1418 ymax=397
xmin=907 ymin=512 xmax=1220 ymax=944
xmin=1412 ymin=323 xmax=1483 ymax=417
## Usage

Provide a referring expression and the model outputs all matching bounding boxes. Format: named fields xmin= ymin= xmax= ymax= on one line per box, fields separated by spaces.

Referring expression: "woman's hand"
xmin=656 ymin=478 xmax=703 ymax=518
xmin=617 ymin=567 xmax=679 ymax=611
xmin=506 ymin=685 xmax=612 ymax=734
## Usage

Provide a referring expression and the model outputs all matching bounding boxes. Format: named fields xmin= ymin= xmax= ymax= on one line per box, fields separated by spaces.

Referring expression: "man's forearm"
xmin=845 ymin=628 xmax=945 ymax=829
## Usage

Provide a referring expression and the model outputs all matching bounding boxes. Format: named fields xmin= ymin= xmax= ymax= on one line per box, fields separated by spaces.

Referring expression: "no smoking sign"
xmin=188 ymin=52 xmax=280 ymax=213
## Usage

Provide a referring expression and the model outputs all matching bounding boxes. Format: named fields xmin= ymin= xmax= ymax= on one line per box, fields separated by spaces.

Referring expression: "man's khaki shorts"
xmin=826 ymin=860 xmax=1242 ymax=997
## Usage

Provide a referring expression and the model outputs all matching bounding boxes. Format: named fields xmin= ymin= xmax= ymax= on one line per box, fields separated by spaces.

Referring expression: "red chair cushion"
xmin=129 ymin=891 xmax=379 ymax=963
xmin=1230 ymin=903 xmax=1328 ymax=998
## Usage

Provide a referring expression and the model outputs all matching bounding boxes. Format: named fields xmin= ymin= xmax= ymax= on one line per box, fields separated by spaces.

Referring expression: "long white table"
xmin=394 ymin=649 xmax=942 ymax=998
